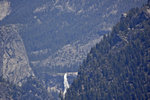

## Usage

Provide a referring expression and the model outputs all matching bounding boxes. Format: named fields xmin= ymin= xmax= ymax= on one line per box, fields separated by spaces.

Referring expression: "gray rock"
xmin=0 ymin=24 xmax=34 ymax=85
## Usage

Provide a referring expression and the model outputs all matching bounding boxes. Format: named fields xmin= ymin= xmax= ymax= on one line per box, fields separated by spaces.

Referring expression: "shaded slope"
xmin=0 ymin=0 xmax=147 ymax=99
xmin=65 ymin=2 xmax=150 ymax=100
xmin=0 ymin=77 xmax=52 ymax=100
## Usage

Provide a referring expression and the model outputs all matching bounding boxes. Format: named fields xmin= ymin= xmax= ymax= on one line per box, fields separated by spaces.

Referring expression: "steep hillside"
xmin=65 ymin=2 xmax=150 ymax=100
xmin=0 ymin=25 xmax=52 ymax=99
xmin=25 ymin=0 xmax=146 ymax=97
xmin=0 ymin=77 xmax=22 ymax=100
xmin=0 ymin=77 xmax=52 ymax=100
xmin=0 ymin=24 xmax=34 ymax=85
xmin=0 ymin=0 xmax=147 ymax=99
xmin=1 ymin=0 xmax=146 ymax=65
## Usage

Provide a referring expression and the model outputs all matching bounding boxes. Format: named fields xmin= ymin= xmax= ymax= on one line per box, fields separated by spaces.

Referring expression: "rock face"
xmin=0 ymin=24 xmax=34 ymax=85
xmin=0 ymin=0 xmax=147 ymax=99
xmin=0 ymin=1 xmax=11 ymax=21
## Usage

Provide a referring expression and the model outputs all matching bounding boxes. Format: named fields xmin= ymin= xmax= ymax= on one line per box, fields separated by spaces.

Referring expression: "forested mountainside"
xmin=0 ymin=0 xmax=147 ymax=99
xmin=65 ymin=1 xmax=150 ymax=100
xmin=0 ymin=76 xmax=52 ymax=100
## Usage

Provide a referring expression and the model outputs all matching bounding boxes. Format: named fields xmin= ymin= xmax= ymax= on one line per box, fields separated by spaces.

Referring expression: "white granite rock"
xmin=0 ymin=24 xmax=34 ymax=85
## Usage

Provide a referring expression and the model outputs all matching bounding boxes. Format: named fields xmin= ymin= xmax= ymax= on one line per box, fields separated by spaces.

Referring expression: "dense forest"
xmin=0 ymin=76 xmax=52 ymax=100
xmin=65 ymin=1 xmax=150 ymax=100
xmin=0 ymin=0 xmax=149 ymax=99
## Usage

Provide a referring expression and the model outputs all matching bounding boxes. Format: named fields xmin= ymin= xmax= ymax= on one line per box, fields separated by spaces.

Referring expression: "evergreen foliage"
xmin=0 ymin=77 xmax=52 ymax=100
xmin=65 ymin=2 xmax=150 ymax=100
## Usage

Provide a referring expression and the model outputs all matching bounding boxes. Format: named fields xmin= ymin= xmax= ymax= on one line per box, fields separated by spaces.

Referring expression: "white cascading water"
xmin=63 ymin=73 xmax=69 ymax=98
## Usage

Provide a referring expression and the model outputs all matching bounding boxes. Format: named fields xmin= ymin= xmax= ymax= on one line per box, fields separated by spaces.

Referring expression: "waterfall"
xmin=63 ymin=73 xmax=69 ymax=98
